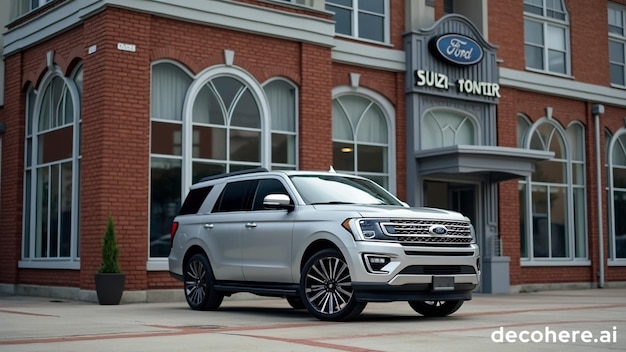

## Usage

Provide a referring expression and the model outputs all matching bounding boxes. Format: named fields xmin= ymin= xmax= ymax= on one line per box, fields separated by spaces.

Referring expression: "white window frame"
xmin=523 ymin=0 xmax=571 ymax=76
xmin=608 ymin=128 xmax=626 ymax=265
xmin=326 ymin=0 xmax=390 ymax=44
xmin=609 ymin=3 xmax=626 ymax=87
xmin=20 ymin=64 xmax=82 ymax=270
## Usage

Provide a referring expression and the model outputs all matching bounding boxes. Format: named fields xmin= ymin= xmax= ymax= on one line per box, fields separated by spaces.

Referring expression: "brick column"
xmin=298 ymin=43 xmax=333 ymax=170
xmin=80 ymin=8 xmax=151 ymax=291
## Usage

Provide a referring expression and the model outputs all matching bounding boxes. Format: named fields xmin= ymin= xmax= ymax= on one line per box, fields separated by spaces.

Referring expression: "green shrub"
xmin=98 ymin=216 xmax=122 ymax=273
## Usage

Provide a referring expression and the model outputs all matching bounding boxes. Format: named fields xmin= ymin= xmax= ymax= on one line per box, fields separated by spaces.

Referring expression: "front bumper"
xmin=345 ymin=241 xmax=480 ymax=302
xmin=352 ymin=283 xmax=475 ymax=302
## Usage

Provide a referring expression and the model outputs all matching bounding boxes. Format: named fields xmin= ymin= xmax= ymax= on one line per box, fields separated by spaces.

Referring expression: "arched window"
xmin=191 ymin=75 xmax=262 ymax=179
xmin=23 ymin=63 xmax=82 ymax=266
xmin=332 ymin=94 xmax=391 ymax=189
xmin=518 ymin=118 xmax=587 ymax=260
xmin=421 ymin=109 xmax=477 ymax=149
xmin=149 ymin=61 xmax=289 ymax=259
xmin=609 ymin=131 xmax=626 ymax=260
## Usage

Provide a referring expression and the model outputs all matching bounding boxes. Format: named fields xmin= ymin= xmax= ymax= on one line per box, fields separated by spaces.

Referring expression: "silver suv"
xmin=168 ymin=169 xmax=480 ymax=321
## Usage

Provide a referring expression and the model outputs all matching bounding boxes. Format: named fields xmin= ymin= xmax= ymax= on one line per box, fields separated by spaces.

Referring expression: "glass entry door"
xmin=423 ymin=180 xmax=477 ymax=225
xmin=424 ymin=180 xmax=483 ymax=291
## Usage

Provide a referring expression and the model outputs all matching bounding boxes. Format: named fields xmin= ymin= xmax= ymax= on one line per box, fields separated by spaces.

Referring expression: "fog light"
xmin=363 ymin=254 xmax=391 ymax=273
xmin=477 ymin=258 xmax=481 ymax=272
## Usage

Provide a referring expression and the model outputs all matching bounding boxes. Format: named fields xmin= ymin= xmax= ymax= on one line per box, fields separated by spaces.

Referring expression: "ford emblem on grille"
xmin=429 ymin=225 xmax=448 ymax=235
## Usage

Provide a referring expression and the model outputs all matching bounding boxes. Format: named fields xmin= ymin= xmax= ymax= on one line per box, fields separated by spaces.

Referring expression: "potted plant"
xmin=94 ymin=216 xmax=126 ymax=305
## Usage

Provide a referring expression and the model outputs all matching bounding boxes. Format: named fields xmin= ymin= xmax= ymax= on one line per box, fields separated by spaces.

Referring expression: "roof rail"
xmin=198 ymin=167 xmax=269 ymax=183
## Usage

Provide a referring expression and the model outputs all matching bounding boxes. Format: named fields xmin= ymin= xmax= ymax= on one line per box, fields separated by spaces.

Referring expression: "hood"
xmin=311 ymin=204 xmax=468 ymax=221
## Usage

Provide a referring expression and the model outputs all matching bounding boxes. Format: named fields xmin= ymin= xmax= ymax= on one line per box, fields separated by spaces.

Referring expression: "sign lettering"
xmin=414 ymin=70 xmax=501 ymax=98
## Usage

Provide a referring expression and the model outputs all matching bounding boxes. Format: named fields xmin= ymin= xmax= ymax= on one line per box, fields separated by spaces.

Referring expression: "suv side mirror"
xmin=263 ymin=194 xmax=295 ymax=211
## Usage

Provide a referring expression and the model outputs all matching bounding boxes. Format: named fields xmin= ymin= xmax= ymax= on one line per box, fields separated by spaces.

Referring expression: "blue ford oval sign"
xmin=429 ymin=34 xmax=484 ymax=66
xmin=429 ymin=225 xmax=448 ymax=236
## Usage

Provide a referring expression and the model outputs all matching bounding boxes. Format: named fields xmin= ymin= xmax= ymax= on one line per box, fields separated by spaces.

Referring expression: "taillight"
xmin=170 ymin=221 xmax=179 ymax=248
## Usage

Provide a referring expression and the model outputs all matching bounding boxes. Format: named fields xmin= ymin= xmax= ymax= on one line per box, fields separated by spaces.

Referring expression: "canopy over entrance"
xmin=415 ymin=145 xmax=554 ymax=182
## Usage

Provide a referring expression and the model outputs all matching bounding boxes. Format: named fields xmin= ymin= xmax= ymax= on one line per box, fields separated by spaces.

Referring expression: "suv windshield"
xmin=289 ymin=175 xmax=404 ymax=206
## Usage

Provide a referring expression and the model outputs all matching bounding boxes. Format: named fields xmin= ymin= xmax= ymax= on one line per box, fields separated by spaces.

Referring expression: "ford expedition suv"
xmin=168 ymin=168 xmax=480 ymax=321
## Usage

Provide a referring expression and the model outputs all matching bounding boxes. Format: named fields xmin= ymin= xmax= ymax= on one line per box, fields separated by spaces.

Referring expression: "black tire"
xmin=183 ymin=253 xmax=224 ymax=311
xmin=300 ymin=248 xmax=366 ymax=321
xmin=286 ymin=296 xmax=305 ymax=309
xmin=408 ymin=300 xmax=463 ymax=317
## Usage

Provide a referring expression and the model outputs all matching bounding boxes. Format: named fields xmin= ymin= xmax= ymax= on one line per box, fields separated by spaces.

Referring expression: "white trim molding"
xmin=4 ymin=0 xmax=335 ymax=56
xmin=500 ymin=68 xmax=626 ymax=108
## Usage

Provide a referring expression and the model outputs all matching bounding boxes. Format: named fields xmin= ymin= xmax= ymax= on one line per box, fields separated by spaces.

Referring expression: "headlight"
xmin=470 ymin=223 xmax=477 ymax=244
xmin=343 ymin=218 xmax=391 ymax=241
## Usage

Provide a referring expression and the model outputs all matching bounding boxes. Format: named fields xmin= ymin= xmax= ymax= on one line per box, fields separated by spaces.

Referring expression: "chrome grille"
xmin=380 ymin=219 xmax=472 ymax=245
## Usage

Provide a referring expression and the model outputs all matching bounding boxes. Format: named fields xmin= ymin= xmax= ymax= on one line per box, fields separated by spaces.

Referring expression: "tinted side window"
xmin=179 ymin=186 xmax=213 ymax=215
xmin=214 ymin=180 xmax=257 ymax=212
xmin=252 ymin=179 xmax=290 ymax=210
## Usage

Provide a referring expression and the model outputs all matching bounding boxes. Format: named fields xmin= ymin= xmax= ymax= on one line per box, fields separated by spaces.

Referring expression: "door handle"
xmin=203 ymin=224 xmax=214 ymax=229
xmin=245 ymin=222 xmax=257 ymax=228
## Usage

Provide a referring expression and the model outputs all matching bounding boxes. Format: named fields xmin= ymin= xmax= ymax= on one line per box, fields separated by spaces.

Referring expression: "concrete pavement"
xmin=0 ymin=288 xmax=625 ymax=351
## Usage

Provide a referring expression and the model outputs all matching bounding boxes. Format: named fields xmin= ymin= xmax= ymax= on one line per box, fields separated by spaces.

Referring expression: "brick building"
xmin=0 ymin=0 xmax=624 ymax=302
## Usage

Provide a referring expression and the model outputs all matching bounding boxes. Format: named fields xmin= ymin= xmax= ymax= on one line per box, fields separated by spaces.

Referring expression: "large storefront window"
xmin=609 ymin=132 xmax=626 ymax=260
xmin=332 ymin=94 xmax=390 ymax=189
xmin=23 ymin=64 xmax=82 ymax=266
xmin=518 ymin=115 xmax=587 ymax=261
xmin=149 ymin=61 xmax=295 ymax=258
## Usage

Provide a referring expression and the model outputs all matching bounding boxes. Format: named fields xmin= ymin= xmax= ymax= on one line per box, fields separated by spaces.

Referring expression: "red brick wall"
xmin=0 ymin=53 xmax=25 ymax=285
xmin=488 ymin=0 xmax=525 ymax=70
xmin=491 ymin=0 xmax=626 ymax=286
xmin=3 ymin=6 xmax=342 ymax=291
xmin=489 ymin=0 xmax=624 ymax=86
xmin=496 ymin=88 xmax=626 ymax=286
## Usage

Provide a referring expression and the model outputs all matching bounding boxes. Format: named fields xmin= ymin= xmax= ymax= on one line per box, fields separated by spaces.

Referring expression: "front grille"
xmin=381 ymin=219 xmax=472 ymax=246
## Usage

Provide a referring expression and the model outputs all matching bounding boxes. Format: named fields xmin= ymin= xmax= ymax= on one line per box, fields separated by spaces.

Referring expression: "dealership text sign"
xmin=414 ymin=70 xmax=501 ymax=98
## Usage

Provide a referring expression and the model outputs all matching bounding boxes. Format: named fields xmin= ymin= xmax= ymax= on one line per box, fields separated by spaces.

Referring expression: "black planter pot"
xmin=95 ymin=272 xmax=126 ymax=305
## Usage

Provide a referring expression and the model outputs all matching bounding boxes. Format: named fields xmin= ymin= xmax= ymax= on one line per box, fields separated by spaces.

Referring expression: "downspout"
xmin=592 ymin=104 xmax=605 ymax=288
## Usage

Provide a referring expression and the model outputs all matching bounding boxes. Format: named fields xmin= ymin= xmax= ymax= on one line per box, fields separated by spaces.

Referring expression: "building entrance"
xmin=423 ymin=180 xmax=484 ymax=291
xmin=423 ymin=180 xmax=477 ymax=226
